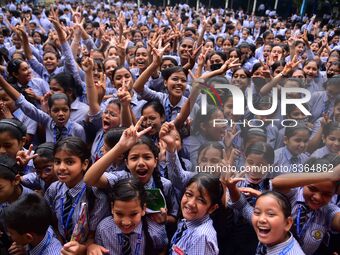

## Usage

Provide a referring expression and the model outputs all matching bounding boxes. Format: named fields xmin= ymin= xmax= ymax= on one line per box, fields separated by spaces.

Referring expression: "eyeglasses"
xmin=103 ymin=110 xmax=117 ymax=118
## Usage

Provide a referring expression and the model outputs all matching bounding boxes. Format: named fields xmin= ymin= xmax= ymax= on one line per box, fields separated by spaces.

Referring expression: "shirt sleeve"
xmin=16 ymin=94 xmax=51 ymax=125
xmin=28 ymin=57 xmax=45 ymax=78
xmin=228 ymin=193 xmax=253 ymax=223
xmin=89 ymin=188 xmax=110 ymax=232
xmin=138 ymin=86 xmax=165 ymax=102
xmin=60 ymin=42 xmax=85 ymax=92
xmin=166 ymin=150 xmax=194 ymax=193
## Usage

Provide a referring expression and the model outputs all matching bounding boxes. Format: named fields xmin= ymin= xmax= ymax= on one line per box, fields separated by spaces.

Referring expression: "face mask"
xmin=320 ymin=57 xmax=328 ymax=63
xmin=211 ymin=63 xmax=223 ymax=71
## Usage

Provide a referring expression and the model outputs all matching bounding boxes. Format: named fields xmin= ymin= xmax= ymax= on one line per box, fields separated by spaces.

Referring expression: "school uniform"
xmin=0 ymin=186 xmax=33 ymax=217
xmin=21 ymin=172 xmax=46 ymax=191
xmin=15 ymin=94 xmax=86 ymax=143
xmin=310 ymin=146 xmax=331 ymax=158
xmin=274 ymin=146 xmax=309 ymax=174
xmin=103 ymin=91 xmax=146 ymax=119
xmin=255 ymin=233 xmax=305 ymax=255
xmin=26 ymin=227 xmax=62 ymax=255
xmin=12 ymin=108 xmax=38 ymax=137
xmin=166 ymin=150 xmax=197 ymax=200
xmin=70 ymin=97 xmax=89 ymax=124
xmin=95 ymin=216 xmax=168 ymax=255
xmin=44 ymin=180 xmax=110 ymax=242
xmin=229 ymin=195 xmax=304 ymax=254
xmin=137 ymin=85 xmax=199 ymax=122
xmin=286 ymin=187 xmax=340 ymax=255
xmin=308 ymin=91 xmax=334 ymax=123
xmin=104 ymin=172 xmax=179 ymax=218
xmin=305 ymin=80 xmax=325 ymax=94
xmin=169 ymin=215 xmax=219 ymax=255
xmin=17 ymin=78 xmax=50 ymax=99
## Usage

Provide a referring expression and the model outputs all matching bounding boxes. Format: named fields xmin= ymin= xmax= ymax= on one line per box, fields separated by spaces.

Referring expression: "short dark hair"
xmin=4 ymin=193 xmax=52 ymax=235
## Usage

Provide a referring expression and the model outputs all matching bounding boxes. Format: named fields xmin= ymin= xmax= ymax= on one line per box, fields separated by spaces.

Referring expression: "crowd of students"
xmin=0 ymin=0 xmax=339 ymax=254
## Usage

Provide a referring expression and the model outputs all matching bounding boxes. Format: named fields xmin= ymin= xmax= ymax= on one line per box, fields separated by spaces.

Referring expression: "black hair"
xmin=256 ymin=191 xmax=292 ymax=218
xmin=7 ymin=59 xmax=25 ymax=83
xmin=111 ymin=66 xmax=134 ymax=83
xmin=322 ymin=121 xmax=340 ymax=137
xmin=47 ymin=93 xmax=70 ymax=108
xmin=0 ymin=154 xmax=20 ymax=181
xmin=245 ymin=142 xmax=274 ymax=165
xmin=284 ymin=123 xmax=310 ymax=138
xmin=271 ymin=60 xmax=286 ymax=73
xmin=209 ymin=51 xmax=227 ymax=62
xmin=50 ymin=72 xmax=83 ymax=98
xmin=284 ymin=77 xmax=304 ymax=88
xmin=0 ymin=118 xmax=26 ymax=140
xmin=197 ymin=142 xmax=224 ymax=163
xmin=4 ymin=193 xmax=52 ymax=235
xmin=186 ymin=173 xmax=223 ymax=207
xmin=54 ymin=137 xmax=90 ymax=163
xmin=161 ymin=57 xmax=178 ymax=67
xmin=43 ymin=49 xmax=60 ymax=60
xmin=262 ymin=30 xmax=274 ymax=40
xmin=161 ymin=66 xmax=185 ymax=81
xmin=54 ymin=137 xmax=95 ymax=214
xmin=104 ymin=127 xmax=125 ymax=149
xmin=192 ymin=104 xmax=223 ymax=136
xmin=141 ymin=100 xmax=165 ymax=118
xmin=108 ymin=178 xmax=155 ymax=253
xmin=34 ymin=142 xmax=54 ymax=161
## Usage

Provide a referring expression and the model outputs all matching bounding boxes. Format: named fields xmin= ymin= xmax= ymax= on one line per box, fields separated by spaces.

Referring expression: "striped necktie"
xmin=172 ymin=222 xmax=187 ymax=245
xmin=63 ymin=191 xmax=74 ymax=240
xmin=165 ymin=103 xmax=174 ymax=122
xmin=295 ymin=202 xmax=310 ymax=236
xmin=290 ymin=156 xmax=299 ymax=165
xmin=121 ymin=234 xmax=131 ymax=255
xmin=256 ymin=243 xmax=267 ymax=255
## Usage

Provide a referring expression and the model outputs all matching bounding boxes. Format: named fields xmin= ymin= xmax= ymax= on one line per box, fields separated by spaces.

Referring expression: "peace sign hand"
xmin=117 ymin=116 xmax=152 ymax=151
xmin=16 ymin=144 xmax=38 ymax=167
xmin=220 ymin=169 xmax=245 ymax=189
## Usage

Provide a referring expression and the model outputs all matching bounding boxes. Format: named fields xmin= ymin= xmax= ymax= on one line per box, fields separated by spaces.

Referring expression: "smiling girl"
xmin=87 ymin=178 xmax=168 ymax=255
xmin=84 ymin=117 xmax=179 ymax=226
xmin=170 ymin=173 xmax=222 ymax=255
xmin=0 ymin=74 xmax=86 ymax=143
xmin=271 ymin=158 xmax=340 ymax=254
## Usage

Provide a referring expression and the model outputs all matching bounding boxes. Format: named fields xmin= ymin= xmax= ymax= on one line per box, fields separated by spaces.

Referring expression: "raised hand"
xmin=117 ymin=116 xmax=152 ymax=151
xmin=117 ymin=86 xmax=131 ymax=107
xmin=149 ymin=41 xmax=171 ymax=66
xmin=282 ymin=55 xmax=301 ymax=75
xmin=159 ymin=122 xmax=177 ymax=152
xmin=16 ymin=144 xmax=38 ymax=167
xmin=81 ymin=57 xmax=94 ymax=73
xmin=223 ymin=125 xmax=241 ymax=148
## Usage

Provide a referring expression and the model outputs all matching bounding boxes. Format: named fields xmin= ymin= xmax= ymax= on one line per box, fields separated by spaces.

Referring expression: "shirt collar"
xmin=62 ymin=180 xmax=85 ymax=198
xmin=283 ymin=146 xmax=296 ymax=161
xmin=167 ymin=96 xmax=186 ymax=108
xmin=28 ymin=227 xmax=53 ymax=255
xmin=186 ymin=214 xmax=210 ymax=229
xmin=144 ymin=176 xmax=154 ymax=189
xmin=115 ymin=220 xmax=143 ymax=235
xmin=71 ymin=97 xmax=82 ymax=110
xmin=266 ymin=232 xmax=294 ymax=253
